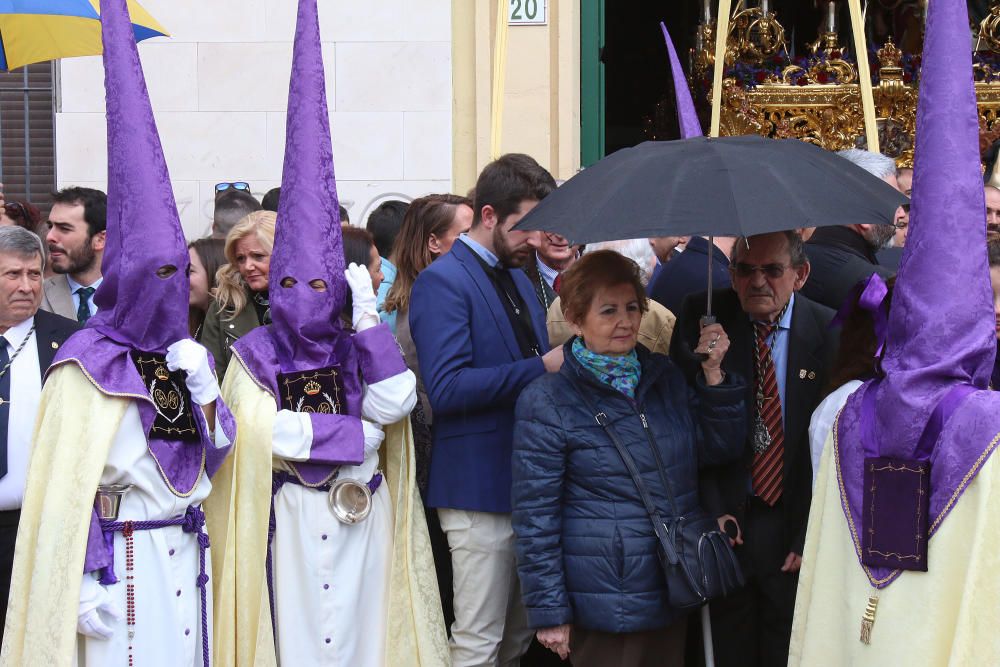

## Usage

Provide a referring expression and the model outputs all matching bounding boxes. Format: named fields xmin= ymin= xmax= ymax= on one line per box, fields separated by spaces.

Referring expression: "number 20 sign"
xmin=508 ymin=0 xmax=546 ymax=25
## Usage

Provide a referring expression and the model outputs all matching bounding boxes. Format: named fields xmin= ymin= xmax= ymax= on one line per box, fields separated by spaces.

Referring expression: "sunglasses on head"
xmin=215 ymin=182 xmax=251 ymax=193
xmin=731 ymin=262 xmax=790 ymax=279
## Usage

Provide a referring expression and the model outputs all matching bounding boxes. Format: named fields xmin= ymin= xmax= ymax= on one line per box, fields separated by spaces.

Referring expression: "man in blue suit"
xmin=410 ymin=153 xmax=563 ymax=666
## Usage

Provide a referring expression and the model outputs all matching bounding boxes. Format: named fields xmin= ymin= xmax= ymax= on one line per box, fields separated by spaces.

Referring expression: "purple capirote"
xmin=231 ymin=0 xmax=407 ymax=485
xmin=835 ymin=0 xmax=1000 ymax=588
xmin=75 ymin=0 xmax=237 ymax=576
xmin=53 ymin=0 xmax=235 ymax=497
xmin=661 ymin=22 xmax=703 ymax=140
xmin=266 ymin=0 xmax=351 ymax=376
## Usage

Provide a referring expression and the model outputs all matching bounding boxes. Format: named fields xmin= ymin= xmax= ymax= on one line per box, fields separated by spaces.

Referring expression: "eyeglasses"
xmin=731 ymin=262 xmax=790 ymax=279
xmin=215 ymin=182 xmax=251 ymax=193
xmin=893 ymin=221 xmax=908 ymax=230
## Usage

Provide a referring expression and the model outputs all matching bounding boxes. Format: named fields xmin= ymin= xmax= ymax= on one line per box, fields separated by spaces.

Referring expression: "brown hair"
xmin=188 ymin=237 xmax=227 ymax=336
xmin=342 ymin=226 xmax=376 ymax=268
xmin=826 ymin=276 xmax=895 ymax=394
xmin=559 ymin=250 xmax=649 ymax=325
xmin=383 ymin=194 xmax=472 ymax=315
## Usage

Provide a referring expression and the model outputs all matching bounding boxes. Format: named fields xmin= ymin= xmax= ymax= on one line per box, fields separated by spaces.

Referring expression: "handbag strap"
xmin=568 ymin=380 xmax=675 ymax=541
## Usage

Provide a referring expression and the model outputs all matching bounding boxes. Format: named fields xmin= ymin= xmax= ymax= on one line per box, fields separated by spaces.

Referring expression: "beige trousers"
xmin=438 ymin=508 xmax=535 ymax=667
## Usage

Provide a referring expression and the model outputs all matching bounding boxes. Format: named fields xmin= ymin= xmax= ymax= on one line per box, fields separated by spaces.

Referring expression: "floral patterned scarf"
xmin=572 ymin=337 xmax=642 ymax=399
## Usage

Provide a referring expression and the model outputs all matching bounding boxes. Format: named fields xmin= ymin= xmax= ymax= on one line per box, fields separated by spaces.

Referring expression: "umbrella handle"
xmin=702 ymin=604 xmax=716 ymax=667
xmin=695 ymin=315 xmax=718 ymax=361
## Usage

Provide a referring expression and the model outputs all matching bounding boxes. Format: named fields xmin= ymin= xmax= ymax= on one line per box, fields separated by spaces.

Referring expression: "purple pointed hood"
xmin=835 ymin=0 xmax=1000 ymax=588
xmin=660 ymin=23 xmax=703 ymax=139
xmin=267 ymin=0 xmax=349 ymax=374
xmin=85 ymin=0 xmax=190 ymax=353
xmin=49 ymin=0 xmax=232 ymax=498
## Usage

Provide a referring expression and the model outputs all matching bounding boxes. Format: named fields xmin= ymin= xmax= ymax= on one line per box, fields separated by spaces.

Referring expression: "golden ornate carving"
xmin=726 ymin=6 xmax=786 ymax=65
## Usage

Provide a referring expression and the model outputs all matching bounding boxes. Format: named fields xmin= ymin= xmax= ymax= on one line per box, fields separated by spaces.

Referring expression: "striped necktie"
xmin=751 ymin=321 xmax=784 ymax=506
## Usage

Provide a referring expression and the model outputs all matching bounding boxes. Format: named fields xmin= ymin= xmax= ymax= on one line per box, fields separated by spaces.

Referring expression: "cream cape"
xmin=0 ymin=364 xmax=130 ymax=665
xmin=206 ymin=360 xmax=448 ymax=666
xmin=788 ymin=419 xmax=1000 ymax=665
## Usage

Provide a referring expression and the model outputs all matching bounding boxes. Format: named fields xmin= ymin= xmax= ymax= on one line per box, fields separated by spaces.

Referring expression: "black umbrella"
xmin=515 ymin=135 xmax=907 ymax=244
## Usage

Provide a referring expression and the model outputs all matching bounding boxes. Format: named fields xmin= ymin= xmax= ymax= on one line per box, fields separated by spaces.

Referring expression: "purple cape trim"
xmin=53 ymin=329 xmax=233 ymax=495
xmin=836 ymin=383 xmax=1000 ymax=588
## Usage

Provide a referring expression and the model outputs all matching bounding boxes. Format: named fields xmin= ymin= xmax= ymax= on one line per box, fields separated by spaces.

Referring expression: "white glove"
xmin=166 ymin=339 xmax=220 ymax=405
xmin=362 ymin=420 xmax=385 ymax=458
xmin=78 ymin=575 xmax=123 ymax=640
xmin=345 ymin=263 xmax=379 ymax=332
xmin=339 ymin=420 xmax=384 ymax=484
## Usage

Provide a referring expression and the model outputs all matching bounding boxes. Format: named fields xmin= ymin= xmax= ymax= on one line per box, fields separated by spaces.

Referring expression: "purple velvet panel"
xmin=837 ymin=385 xmax=1000 ymax=588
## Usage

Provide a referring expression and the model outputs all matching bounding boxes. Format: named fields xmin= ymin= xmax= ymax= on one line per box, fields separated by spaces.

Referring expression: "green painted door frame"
xmin=580 ymin=0 xmax=605 ymax=167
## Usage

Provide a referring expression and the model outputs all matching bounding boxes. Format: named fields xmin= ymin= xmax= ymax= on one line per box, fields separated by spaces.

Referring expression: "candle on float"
xmin=760 ymin=0 xmax=769 ymax=14
xmin=827 ymin=1 xmax=837 ymax=33
xmin=703 ymin=0 xmax=712 ymax=24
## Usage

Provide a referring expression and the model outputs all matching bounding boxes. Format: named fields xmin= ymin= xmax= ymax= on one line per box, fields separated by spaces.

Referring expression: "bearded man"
xmin=409 ymin=153 xmax=566 ymax=666
xmin=41 ymin=187 xmax=107 ymax=323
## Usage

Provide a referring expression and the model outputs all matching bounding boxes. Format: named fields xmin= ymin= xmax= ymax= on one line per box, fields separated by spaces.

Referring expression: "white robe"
xmin=76 ymin=403 xmax=229 ymax=667
xmin=270 ymin=371 xmax=416 ymax=666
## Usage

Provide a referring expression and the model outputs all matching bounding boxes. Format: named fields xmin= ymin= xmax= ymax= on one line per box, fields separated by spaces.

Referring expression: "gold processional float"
xmin=647 ymin=0 xmax=1000 ymax=182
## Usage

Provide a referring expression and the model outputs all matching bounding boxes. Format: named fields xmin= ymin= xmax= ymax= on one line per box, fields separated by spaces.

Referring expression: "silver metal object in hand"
xmin=328 ymin=477 xmax=373 ymax=524
xmin=753 ymin=416 xmax=772 ymax=454
xmin=96 ymin=484 xmax=135 ymax=521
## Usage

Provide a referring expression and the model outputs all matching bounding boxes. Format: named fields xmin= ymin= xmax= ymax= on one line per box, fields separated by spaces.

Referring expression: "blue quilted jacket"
xmin=512 ymin=342 xmax=746 ymax=633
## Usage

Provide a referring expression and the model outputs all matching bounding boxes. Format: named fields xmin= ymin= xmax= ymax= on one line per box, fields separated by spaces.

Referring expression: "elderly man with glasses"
xmin=670 ymin=230 xmax=839 ymax=667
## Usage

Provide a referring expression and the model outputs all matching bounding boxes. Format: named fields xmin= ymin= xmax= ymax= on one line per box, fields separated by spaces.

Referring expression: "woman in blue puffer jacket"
xmin=512 ymin=250 xmax=746 ymax=666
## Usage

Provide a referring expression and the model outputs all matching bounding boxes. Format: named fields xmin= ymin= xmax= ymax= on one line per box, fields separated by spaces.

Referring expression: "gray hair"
xmin=584 ymin=238 xmax=657 ymax=286
xmin=732 ymin=230 xmax=808 ymax=268
xmin=0 ymin=225 xmax=45 ymax=270
xmin=836 ymin=148 xmax=898 ymax=181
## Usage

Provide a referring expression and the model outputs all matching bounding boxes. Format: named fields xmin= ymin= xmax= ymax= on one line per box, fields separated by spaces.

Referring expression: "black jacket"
xmin=670 ymin=289 xmax=838 ymax=560
xmin=33 ymin=309 xmax=80 ymax=378
xmin=800 ymin=226 xmax=893 ymax=311
xmin=649 ymin=236 xmax=731 ymax=317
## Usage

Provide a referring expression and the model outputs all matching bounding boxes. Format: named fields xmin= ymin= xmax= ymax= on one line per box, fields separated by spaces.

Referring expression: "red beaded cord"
xmin=124 ymin=521 xmax=135 ymax=667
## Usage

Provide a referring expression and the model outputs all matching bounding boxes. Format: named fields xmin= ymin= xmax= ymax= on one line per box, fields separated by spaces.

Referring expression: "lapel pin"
xmin=51 ymin=341 xmax=59 ymax=349
xmin=808 ymin=371 xmax=816 ymax=380
xmin=799 ymin=369 xmax=807 ymax=379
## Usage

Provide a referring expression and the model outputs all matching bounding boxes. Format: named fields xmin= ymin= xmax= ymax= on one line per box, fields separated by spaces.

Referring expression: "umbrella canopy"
xmin=0 ymin=0 xmax=166 ymax=71
xmin=514 ymin=135 xmax=908 ymax=245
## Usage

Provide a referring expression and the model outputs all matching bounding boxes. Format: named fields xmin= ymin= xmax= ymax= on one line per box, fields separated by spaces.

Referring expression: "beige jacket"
xmin=39 ymin=275 xmax=76 ymax=321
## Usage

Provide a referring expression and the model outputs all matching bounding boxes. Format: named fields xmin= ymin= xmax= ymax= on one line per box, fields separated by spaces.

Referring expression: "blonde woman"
xmin=200 ymin=210 xmax=276 ymax=381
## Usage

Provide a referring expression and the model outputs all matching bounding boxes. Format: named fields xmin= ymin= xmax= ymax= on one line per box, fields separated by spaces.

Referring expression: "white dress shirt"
xmin=66 ymin=275 xmax=103 ymax=319
xmin=0 ymin=316 xmax=41 ymax=510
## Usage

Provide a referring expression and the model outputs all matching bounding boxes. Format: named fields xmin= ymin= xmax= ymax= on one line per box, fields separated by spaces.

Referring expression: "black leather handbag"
xmin=572 ymin=384 xmax=744 ymax=610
